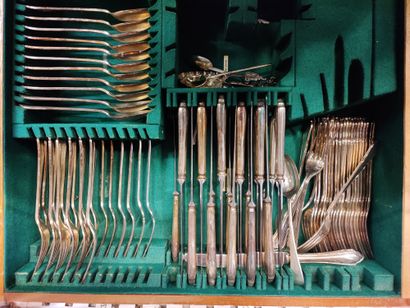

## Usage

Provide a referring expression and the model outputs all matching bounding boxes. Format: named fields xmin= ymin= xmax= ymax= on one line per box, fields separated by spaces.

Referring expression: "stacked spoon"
xmin=15 ymin=3 xmax=154 ymax=119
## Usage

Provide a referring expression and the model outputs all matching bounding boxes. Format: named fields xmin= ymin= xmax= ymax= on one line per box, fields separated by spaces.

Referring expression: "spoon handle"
xmin=298 ymin=249 xmax=364 ymax=265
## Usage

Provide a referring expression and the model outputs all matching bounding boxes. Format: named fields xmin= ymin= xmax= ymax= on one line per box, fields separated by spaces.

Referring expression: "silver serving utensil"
xmin=24 ymin=55 xmax=150 ymax=74
xmin=104 ymin=141 xmax=116 ymax=257
xmin=24 ymin=35 xmax=151 ymax=50
xmin=32 ymin=139 xmax=50 ymax=278
xmin=20 ymin=96 xmax=150 ymax=114
xmin=133 ymin=140 xmax=146 ymax=257
xmin=21 ymin=85 xmax=150 ymax=102
xmin=81 ymin=140 xmax=98 ymax=284
xmin=275 ymin=101 xmax=303 ymax=285
xmin=123 ymin=143 xmax=136 ymax=257
xmin=18 ymin=104 xmax=151 ymax=119
xmin=23 ymin=25 xmax=150 ymax=43
xmin=21 ymin=5 xmax=150 ymax=22
xmin=143 ymin=140 xmax=155 ymax=257
xmin=22 ymin=46 xmax=150 ymax=62
xmin=23 ymin=64 xmax=150 ymax=80
xmin=23 ymin=15 xmax=150 ymax=33
xmin=284 ymin=249 xmax=364 ymax=266
xmin=114 ymin=142 xmax=127 ymax=258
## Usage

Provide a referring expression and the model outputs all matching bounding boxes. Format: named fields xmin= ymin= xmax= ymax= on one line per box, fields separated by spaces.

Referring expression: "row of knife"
xmin=170 ymin=97 xmax=373 ymax=287
xmin=172 ymin=97 xmax=296 ymax=286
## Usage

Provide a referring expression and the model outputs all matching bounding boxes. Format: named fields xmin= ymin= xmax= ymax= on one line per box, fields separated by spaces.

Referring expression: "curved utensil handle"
xmin=197 ymin=102 xmax=207 ymax=179
xmin=217 ymin=96 xmax=227 ymax=181
xmin=287 ymin=177 xmax=310 ymax=246
xmin=286 ymin=188 xmax=304 ymax=285
xmin=246 ymin=202 xmax=256 ymax=287
xmin=263 ymin=199 xmax=275 ymax=282
xmin=187 ymin=203 xmax=197 ymax=285
xmin=206 ymin=199 xmax=217 ymax=286
xmin=254 ymin=102 xmax=265 ymax=180
xmin=298 ymin=249 xmax=364 ymax=265
xmin=178 ymin=102 xmax=188 ymax=182
xmin=235 ymin=103 xmax=247 ymax=181
xmin=226 ymin=202 xmax=237 ymax=286
xmin=171 ymin=192 xmax=180 ymax=262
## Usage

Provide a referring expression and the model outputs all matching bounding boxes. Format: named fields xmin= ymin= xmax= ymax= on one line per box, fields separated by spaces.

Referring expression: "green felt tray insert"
xmin=3 ymin=0 xmax=404 ymax=298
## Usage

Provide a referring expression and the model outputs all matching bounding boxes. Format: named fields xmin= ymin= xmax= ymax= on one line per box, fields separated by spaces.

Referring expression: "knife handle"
xmin=244 ymin=191 xmax=251 ymax=252
xmin=235 ymin=102 xmax=246 ymax=182
xmin=254 ymin=101 xmax=265 ymax=180
xmin=269 ymin=118 xmax=277 ymax=180
xmin=171 ymin=192 xmax=180 ymax=262
xmin=178 ymin=102 xmax=188 ymax=182
xmin=263 ymin=198 xmax=275 ymax=282
xmin=187 ymin=202 xmax=197 ymax=285
xmin=275 ymin=101 xmax=286 ymax=180
xmin=206 ymin=196 xmax=217 ymax=286
xmin=197 ymin=102 xmax=207 ymax=180
xmin=225 ymin=193 xmax=232 ymax=253
xmin=226 ymin=201 xmax=237 ymax=286
xmin=217 ymin=96 xmax=227 ymax=180
xmin=246 ymin=201 xmax=256 ymax=286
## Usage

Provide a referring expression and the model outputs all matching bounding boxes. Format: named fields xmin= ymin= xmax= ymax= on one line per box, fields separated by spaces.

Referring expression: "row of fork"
xmin=302 ymin=118 xmax=375 ymax=258
xmin=33 ymin=138 xmax=155 ymax=284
